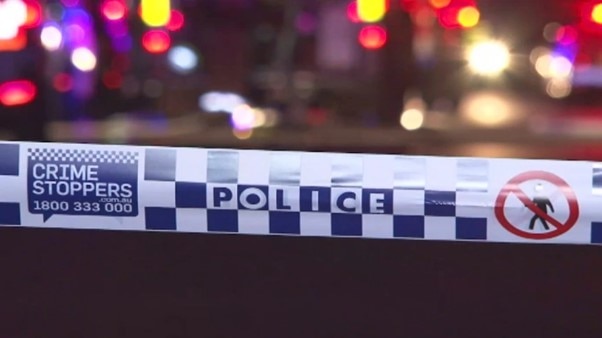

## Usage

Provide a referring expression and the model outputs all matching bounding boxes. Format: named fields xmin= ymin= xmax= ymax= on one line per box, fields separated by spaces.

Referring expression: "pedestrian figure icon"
xmin=528 ymin=183 xmax=555 ymax=230
xmin=495 ymin=171 xmax=579 ymax=240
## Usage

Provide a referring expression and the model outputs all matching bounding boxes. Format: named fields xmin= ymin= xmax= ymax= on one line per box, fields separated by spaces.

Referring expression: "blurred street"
xmin=1 ymin=0 xmax=602 ymax=161
xmin=44 ymin=87 xmax=602 ymax=160
xmin=5 ymin=2 xmax=602 ymax=337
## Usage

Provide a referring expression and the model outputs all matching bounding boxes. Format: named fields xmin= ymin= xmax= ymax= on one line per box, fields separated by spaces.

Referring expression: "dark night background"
xmin=1 ymin=227 xmax=601 ymax=337
xmin=3 ymin=0 xmax=602 ymax=336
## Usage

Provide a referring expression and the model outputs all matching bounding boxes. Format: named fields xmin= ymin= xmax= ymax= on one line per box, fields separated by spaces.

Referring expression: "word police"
xmin=31 ymin=163 xmax=133 ymax=198
xmin=207 ymin=186 xmax=393 ymax=214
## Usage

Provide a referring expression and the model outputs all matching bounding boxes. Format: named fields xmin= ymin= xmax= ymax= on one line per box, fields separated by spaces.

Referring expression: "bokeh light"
xmin=166 ymin=9 xmax=184 ymax=31
xmin=429 ymin=0 xmax=451 ymax=9
xmin=231 ymin=104 xmax=257 ymax=130
xmin=400 ymin=109 xmax=424 ymax=131
xmin=357 ymin=0 xmax=386 ymax=23
xmin=346 ymin=1 xmax=360 ymax=23
xmin=546 ymin=78 xmax=572 ymax=98
xmin=233 ymin=128 xmax=253 ymax=140
xmin=142 ymin=30 xmax=170 ymax=53
xmin=167 ymin=45 xmax=199 ymax=74
xmin=140 ymin=0 xmax=170 ymax=27
xmin=592 ymin=3 xmax=602 ymax=24
xmin=460 ymin=92 xmax=516 ymax=127
xmin=467 ymin=41 xmax=510 ymax=76
xmin=556 ymin=25 xmax=578 ymax=45
xmin=0 ymin=29 xmax=27 ymax=51
xmin=535 ymin=53 xmax=573 ymax=79
xmin=40 ymin=23 xmax=62 ymax=51
xmin=0 ymin=0 xmax=28 ymax=39
xmin=53 ymin=73 xmax=73 ymax=92
xmin=457 ymin=6 xmax=480 ymax=28
xmin=101 ymin=0 xmax=127 ymax=21
xmin=0 ymin=80 xmax=37 ymax=106
xmin=71 ymin=47 xmax=97 ymax=72
xmin=199 ymin=92 xmax=247 ymax=113
xmin=23 ymin=0 xmax=42 ymax=28
xmin=543 ymin=22 xmax=561 ymax=42
xmin=358 ymin=25 xmax=387 ymax=50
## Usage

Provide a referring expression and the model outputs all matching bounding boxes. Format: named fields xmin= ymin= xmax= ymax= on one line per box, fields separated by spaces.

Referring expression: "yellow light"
xmin=141 ymin=0 xmax=171 ymax=27
xmin=400 ymin=109 xmax=424 ymax=131
xmin=429 ymin=0 xmax=451 ymax=9
xmin=460 ymin=92 xmax=514 ymax=127
xmin=357 ymin=0 xmax=386 ymax=23
xmin=592 ymin=4 xmax=602 ymax=24
xmin=457 ymin=6 xmax=480 ymax=28
xmin=233 ymin=128 xmax=253 ymax=140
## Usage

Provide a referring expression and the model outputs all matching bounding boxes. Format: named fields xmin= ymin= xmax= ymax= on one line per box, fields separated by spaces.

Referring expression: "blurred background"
xmin=1 ymin=0 xmax=602 ymax=159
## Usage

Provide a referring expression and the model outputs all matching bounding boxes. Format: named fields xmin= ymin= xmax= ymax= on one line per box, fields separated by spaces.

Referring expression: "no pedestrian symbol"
xmin=495 ymin=171 xmax=580 ymax=240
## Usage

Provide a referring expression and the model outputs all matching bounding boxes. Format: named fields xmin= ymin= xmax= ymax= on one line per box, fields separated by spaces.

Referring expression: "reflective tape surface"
xmin=0 ymin=141 xmax=600 ymax=245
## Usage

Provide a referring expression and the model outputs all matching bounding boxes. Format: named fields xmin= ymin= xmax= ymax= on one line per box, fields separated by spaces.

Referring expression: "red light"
xmin=401 ymin=0 xmax=420 ymax=12
xmin=438 ymin=5 xmax=460 ymax=28
xmin=22 ymin=0 xmax=42 ymax=28
xmin=0 ymin=80 xmax=37 ymax=106
xmin=142 ymin=30 xmax=171 ymax=53
xmin=358 ymin=25 xmax=387 ymax=49
xmin=101 ymin=0 xmax=127 ymax=21
xmin=556 ymin=26 xmax=578 ymax=45
xmin=428 ymin=0 xmax=451 ymax=10
xmin=580 ymin=1 xmax=602 ymax=32
xmin=347 ymin=2 xmax=360 ymax=23
xmin=166 ymin=10 xmax=184 ymax=31
xmin=102 ymin=70 xmax=123 ymax=89
xmin=52 ymin=73 xmax=73 ymax=93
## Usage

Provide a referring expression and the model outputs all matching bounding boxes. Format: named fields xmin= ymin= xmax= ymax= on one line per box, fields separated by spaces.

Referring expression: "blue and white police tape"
xmin=0 ymin=141 xmax=601 ymax=245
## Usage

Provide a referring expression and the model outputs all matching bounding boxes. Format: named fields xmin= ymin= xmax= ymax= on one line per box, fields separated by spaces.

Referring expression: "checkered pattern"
xmin=142 ymin=148 xmax=490 ymax=242
xmin=592 ymin=163 xmax=602 ymax=244
xmin=0 ymin=141 xmax=600 ymax=246
xmin=0 ymin=143 xmax=22 ymax=226
xmin=28 ymin=148 xmax=138 ymax=164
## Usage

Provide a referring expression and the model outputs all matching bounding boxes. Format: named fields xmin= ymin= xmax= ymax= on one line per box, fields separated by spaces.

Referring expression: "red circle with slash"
xmin=495 ymin=171 xmax=579 ymax=240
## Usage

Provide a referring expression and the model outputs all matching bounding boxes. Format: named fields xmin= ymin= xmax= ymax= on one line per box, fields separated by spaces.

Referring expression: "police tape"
xmin=0 ymin=141 xmax=599 ymax=245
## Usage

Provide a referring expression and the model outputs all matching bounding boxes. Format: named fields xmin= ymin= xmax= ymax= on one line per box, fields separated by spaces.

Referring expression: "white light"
xmin=535 ymin=54 xmax=553 ymax=77
xmin=535 ymin=53 xmax=573 ymax=79
xmin=460 ymin=92 xmax=514 ymax=127
xmin=71 ymin=47 xmax=97 ymax=72
xmin=167 ymin=45 xmax=198 ymax=74
xmin=467 ymin=41 xmax=510 ymax=76
xmin=546 ymin=78 xmax=572 ymax=98
xmin=40 ymin=24 xmax=63 ymax=51
xmin=231 ymin=105 xmax=256 ymax=130
xmin=199 ymin=91 xmax=247 ymax=113
xmin=529 ymin=46 xmax=550 ymax=65
xmin=549 ymin=55 xmax=573 ymax=78
xmin=400 ymin=109 xmax=424 ymax=131
xmin=0 ymin=0 xmax=27 ymax=39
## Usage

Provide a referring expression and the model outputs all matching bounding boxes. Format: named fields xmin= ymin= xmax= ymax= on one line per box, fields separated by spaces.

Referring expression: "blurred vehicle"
xmin=535 ymin=1 xmax=602 ymax=103
xmin=0 ymin=0 xmax=47 ymax=140
xmin=409 ymin=0 xmax=524 ymax=115
xmin=0 ymin=50 xmax=46 ymax=140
